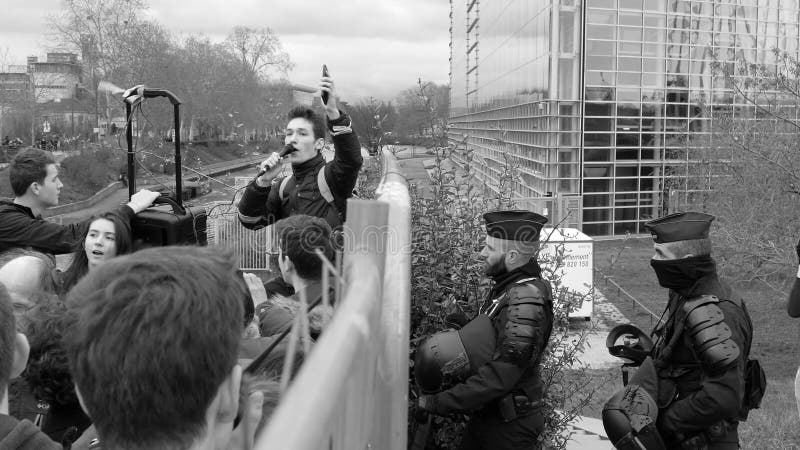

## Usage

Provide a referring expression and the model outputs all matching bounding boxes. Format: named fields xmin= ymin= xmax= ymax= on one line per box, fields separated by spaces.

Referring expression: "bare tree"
xmin=225 ymin=26 xmax=292 ymax=82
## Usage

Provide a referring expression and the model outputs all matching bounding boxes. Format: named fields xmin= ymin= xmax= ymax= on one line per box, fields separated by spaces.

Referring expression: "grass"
xmin=593 ymin=237 xmax=800 ymax=448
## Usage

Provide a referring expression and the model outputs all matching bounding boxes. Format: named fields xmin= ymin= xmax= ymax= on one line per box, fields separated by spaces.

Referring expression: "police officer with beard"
xmin=416 ymin=210 xmax=553 ymax=449
xmin=604 ymin=212 xmax=761 ymax=450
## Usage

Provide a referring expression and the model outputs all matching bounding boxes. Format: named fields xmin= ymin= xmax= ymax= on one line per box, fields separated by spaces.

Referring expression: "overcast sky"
xmin=0 ymin=0 xmax=451 ymax=102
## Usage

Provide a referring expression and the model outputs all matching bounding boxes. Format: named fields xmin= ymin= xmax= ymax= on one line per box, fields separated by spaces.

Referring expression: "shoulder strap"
xmin=317 ymin=167 xmax=334 ymax=203
xmin=279 ymin=176 xmax=292 ymax=200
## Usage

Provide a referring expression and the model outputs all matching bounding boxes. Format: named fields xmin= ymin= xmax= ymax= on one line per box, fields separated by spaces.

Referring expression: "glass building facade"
xmin=448 ymin=0 xmax=800 ymax=236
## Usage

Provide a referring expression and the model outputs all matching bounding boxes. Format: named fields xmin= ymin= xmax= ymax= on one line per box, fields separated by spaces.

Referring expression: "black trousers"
xmin=458 ymin=412 xmax=544 ymax=450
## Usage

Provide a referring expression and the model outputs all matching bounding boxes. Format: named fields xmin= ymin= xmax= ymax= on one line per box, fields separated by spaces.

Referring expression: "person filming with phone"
xmin=238 ymin=66 xmax=363 ymax=232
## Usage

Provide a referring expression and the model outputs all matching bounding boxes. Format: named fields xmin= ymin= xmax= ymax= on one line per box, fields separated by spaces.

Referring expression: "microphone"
xmin=256 ymin=145 xmax=296 ymax=177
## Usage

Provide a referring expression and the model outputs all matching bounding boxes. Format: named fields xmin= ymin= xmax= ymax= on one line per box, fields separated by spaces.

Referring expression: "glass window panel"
xmin=587 ymin=40 xmax=616 ymax=55
xmin=586 ymin=88 xmax=616 ymax=102
xmin=619 ymin=42 xmax=643 ymax=55
xmin=583 ymin=222 xmax=612 ymax=235
xmin=617 ymin=103 xmax=641 ymax=117
xmin=619 ymin=56 xmax=642 ymax=71
xmin=619 ymin=0 xmax=643 ymax=9
xmin=616 ymin=166 xmax=638 ymax=177
xmin=615 ymin=178 xmax=639 ymax=193
xmin=588 ymin=24 xmax=616 ymax=40
xmin=585 ymin=133 xmax=613 ymax=147
xmin=587 ymin=54 xmax=615 ymax=70
xmin=560 ymin=12 xmax=576 ymax=53
xmin=588 ymin=9 xmax=616 ymax=25
xmin=617 ymin=148 xmax=640 ymax=160
xmin=641 ymin=73 xmax=661 ymax=86
xmin=617 ymin=88 xmax=641 ymax=102
xmin=586 ymin=116 xmax=614 ymax=131
xmin=643 ymin=0 xmax=666 ymax=12
xmin=618 ymin=72 xmax=641 ymax=85
xmin=615 ymin=208 xmax=639 ymax=222
xmin=619 ymin=13 xmax=643 ymax=27
xmin=586 ymin=71 xmax=616 ymax=84
xmin=619 ymin=26 xmax=643 ymax=42
xmin=584 ymin=148 xmax=612 ymax=162
xmin=614 ymin=222 xmax=639 ymax=235
xmin=616 ymin=133 xmax=641 ymax=147
xmin=589 ymin=0 xmax=616 ymax=8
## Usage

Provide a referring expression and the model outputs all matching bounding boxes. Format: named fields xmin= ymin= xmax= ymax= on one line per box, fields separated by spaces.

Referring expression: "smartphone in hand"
xmin=321 ymin=64 xmax=330 ymax=105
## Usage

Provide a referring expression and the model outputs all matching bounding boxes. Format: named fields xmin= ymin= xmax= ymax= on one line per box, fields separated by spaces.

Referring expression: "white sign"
xmin=42 ymin=121 xmax=50 ymax=133
xmin=538 ymin=228 xmax=594 ymax=319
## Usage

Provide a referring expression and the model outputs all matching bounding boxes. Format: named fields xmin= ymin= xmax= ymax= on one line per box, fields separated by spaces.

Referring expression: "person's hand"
xmin=243 ymin=272 xmax=269 ymax=310
xmin=319 ymin=73 xmax=340 ymax=121
xmin=255 ymin=153 xmax=284 ymax=187
xmin=225 ymin=390 xmax=264 ymax=450
xmin=127 ymin=189 xmax=160 ymax=213
xmin=413 ymin=395 xmax=435 ymax=423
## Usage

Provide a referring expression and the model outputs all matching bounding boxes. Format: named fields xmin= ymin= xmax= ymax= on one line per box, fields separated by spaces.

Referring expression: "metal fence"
xmin=255 ymin=149 xmax=411 ymax=449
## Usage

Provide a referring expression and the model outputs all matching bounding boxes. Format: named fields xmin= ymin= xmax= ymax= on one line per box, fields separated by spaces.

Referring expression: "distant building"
xmin=448 ymin=0 xmax=800 ymax=236
xmin=0 ymin=52 xmax=95 ymax=140
xmin=28 ymin=53 xmax=82 ymax=103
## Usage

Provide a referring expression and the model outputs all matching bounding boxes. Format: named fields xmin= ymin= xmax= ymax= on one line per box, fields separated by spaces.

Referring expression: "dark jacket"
xmin=237 ymin=111 xmax=362 ymax=230
xmin=0 ymin=414 xmax=61 ymax=450
xmin=652 ymin=273 xmax=752 ymax=445
xmin=0 ymin=200 xmax=134 ymax=256
xmin=429 ymin=262 xmax=554 ymax=416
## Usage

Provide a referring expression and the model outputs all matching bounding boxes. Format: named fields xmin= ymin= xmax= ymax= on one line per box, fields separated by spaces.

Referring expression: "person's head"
xmin=284 ymin=106 xmax=326 ymax=165
xmin=275 ymin=215 xmax=335 ymax=283
xmin=644 ymin=212 xmax=715 ymax=261
xmin=644 ymin=212 xmax=716 ymax=290
xmin=63 ymin=246 xmax=246 ymax=450
xmin=10 ymin=147 xmax=61 ymax=207
xmin=60 ymin=212 xmax=133 ymax=297
xmin=22 ymin=297 xmax=80 ymax=408
xmin=83 ymin=213 xmax=132 ymax=271
xmin=0 ymin=283 xmax=30 ymax=408
xmin=0 ymin=254 xmax=57 ymax=324
xmin=480 ymin=210 xmax=547 ymax=276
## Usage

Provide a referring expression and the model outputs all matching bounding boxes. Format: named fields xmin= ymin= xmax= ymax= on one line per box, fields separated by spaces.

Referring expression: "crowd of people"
xmin=0 ymin=68 xmax=792 ymax=450
xmin=0 ymin=73 xmax=357 ymax=449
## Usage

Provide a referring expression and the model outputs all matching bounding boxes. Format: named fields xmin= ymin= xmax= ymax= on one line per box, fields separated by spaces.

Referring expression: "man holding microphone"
xmin=237 ymin=67 xmax=363 ymax=232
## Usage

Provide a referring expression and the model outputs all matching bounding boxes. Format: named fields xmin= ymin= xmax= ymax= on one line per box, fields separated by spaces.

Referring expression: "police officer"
xmin=416 ymin=210 xmax=553 ymax=450
xmin=604 ymin=212 xmax=757 ymax=449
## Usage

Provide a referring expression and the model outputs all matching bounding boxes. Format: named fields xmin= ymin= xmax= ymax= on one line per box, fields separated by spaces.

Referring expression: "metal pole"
xmin=174 ymin=103 xmax=182 ymax=208
xmin=126 ymin=102 xmax=135 ymax=199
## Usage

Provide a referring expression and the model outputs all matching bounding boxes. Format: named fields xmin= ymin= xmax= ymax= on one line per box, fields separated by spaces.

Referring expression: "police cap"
xmin=643 ymin=212 xmax=714 ymax=243
xmin=483 ymin=210 xmax=548 ymax=243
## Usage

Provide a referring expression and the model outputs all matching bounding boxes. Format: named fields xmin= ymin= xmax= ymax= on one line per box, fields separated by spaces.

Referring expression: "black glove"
xmin=413 ymin=395 xmax=435 ymax=423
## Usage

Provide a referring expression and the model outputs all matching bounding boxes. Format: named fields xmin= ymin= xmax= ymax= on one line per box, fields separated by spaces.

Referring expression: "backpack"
xmin=278 ymin=167 xmax=353 ymax=222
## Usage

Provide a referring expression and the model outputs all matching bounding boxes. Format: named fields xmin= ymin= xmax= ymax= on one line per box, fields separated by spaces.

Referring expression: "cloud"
xmin=2 ymin=0 xmax=451 ymax=100
xmin=283 ymin=34 xmax=449 ymax=101
xmin=149 ymin=0 xmax=449 ymax=41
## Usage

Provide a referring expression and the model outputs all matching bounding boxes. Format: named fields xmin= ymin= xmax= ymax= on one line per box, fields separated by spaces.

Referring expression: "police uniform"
xmin=419 ymin=211 xmax=554 ymax=450
xmin=603 ymin=212 xmax=759 ymax=450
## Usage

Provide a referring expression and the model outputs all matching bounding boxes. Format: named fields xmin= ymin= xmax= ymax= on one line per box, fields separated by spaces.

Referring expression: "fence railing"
xmin=593 ymin=267 xmax=664 ymax=327
xmin=254 ymin=148 xmax=411 ymax=449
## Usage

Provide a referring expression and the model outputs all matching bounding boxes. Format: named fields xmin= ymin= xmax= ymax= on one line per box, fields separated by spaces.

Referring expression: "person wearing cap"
xmin=621 ymin=212 xmax=757 ymax=449
xmin=416 ymin=210 xmax=553 ymax=449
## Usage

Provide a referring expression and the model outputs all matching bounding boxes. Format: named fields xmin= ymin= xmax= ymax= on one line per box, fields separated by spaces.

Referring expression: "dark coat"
xmin=237 ymin=111 xmax=362 ymax=230
xmin=652 ymin=273 xmax=753 ymax=445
